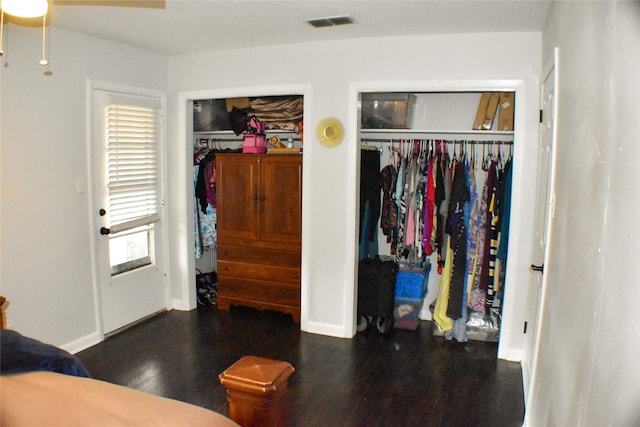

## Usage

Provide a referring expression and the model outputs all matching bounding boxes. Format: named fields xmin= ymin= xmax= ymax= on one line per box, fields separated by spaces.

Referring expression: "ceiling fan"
xmin=52 ymin=0 xmax=165 ymax=9
xmin=1 ymin=0 xmax=165 ymax=67
xmin=1 ymin=0 xmax=165 ymax=16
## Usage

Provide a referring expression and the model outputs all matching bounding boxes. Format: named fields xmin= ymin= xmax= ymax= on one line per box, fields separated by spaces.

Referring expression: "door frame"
xmin=87 ymin=79 xmax=171 ymax=338
xmin=173 ymin=84 xmax=312 ymax=317
xmin=347 ymin=79 xmax=531 ymax=360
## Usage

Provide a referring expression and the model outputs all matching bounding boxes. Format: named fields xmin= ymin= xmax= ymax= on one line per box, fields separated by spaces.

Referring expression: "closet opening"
xmin=355 ymin=90 xmax=516 ymax=349
xmin=188 ymin=92 xmax=305 ymax=322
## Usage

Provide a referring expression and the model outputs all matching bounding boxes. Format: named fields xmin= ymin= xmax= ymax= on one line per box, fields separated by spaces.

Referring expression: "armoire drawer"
xmin=218 ymin=245 xmax=300 ymax=268
xmin=217 ymin=277 xmax=300 ymax=306
xmin=217 ymin=260 xmax=300 ymax=284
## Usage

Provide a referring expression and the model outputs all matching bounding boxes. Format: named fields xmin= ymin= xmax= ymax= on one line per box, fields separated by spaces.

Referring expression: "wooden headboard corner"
xmin=0 ymin=296 xmax=9 ymax=329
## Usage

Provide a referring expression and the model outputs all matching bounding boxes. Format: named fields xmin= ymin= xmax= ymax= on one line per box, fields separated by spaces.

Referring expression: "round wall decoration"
xmin=316 ymin=117 xmax=344 ymax=148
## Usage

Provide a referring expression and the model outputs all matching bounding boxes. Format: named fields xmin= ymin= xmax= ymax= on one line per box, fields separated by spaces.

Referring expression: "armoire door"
xmin=216 ymin=154 xmax=260 ymax=242
xmin=260 ymin=155 xmax=302 ymax=245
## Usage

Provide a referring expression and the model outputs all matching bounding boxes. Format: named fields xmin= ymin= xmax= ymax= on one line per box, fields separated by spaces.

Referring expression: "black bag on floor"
xmin=357 ymin=256 xmax=398 ymax=333
xmin=196 ymin=269 xmax=217 ymax=306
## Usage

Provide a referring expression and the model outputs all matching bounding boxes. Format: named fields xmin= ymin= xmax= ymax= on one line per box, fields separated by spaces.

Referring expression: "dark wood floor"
xmin=77 ymin=306 xmax=524 ymax=427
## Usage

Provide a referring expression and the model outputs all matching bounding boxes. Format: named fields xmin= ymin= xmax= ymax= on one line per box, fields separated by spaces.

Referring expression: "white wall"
xmin=0 ymin=24 xmax=542 ymax=362
xmin=526 ymin=1 xmax=640 ymax=425
xmin=0 ymin=24 xmax=168 ymax=350
xmin=168 ymin=32 xmax=541 ymax=356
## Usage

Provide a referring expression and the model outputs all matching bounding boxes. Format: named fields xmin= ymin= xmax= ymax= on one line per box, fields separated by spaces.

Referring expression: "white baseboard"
xmin=172 ymin=298 xmax=195 ymax=311
xmin=498 ymin=347 xmax=522 ymax=362
xmin=62 ymin=330 xmax=103 ymax=355
xmin=302 ymin=319 xmax=355 ymax=338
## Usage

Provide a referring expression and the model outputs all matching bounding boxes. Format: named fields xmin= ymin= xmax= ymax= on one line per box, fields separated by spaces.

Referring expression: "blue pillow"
xmin=0 ymin=329 xmax=91 ymax=378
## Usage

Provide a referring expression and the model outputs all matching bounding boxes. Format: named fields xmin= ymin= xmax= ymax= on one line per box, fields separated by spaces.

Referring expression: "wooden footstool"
xmin=219 ymin=356 xmax=295 ymax=427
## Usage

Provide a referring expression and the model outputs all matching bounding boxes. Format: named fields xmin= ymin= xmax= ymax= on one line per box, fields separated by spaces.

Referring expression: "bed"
xmin=1 ymin=371 xmax=238 ymax=426
xmin=0 ymin=327 xmax=238 ymax=427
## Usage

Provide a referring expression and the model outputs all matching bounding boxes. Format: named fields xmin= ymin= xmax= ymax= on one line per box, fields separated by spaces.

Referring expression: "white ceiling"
xmin=42 ymin=0 xmax=552 ymax=56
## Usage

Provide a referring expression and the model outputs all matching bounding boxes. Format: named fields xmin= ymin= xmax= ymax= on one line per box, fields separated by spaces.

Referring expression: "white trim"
xmin=502 ymin=348 xmax=523 ymax=363
xmin=347 ymin=79 xmax=529 ymax=359
xmin=86 ymin=79 xmax=106 ymax=345
xmin=171 ymin=298 xmax=192 ymax=311
xmin=298 ymin=90 xmax=314 ymax=333
xmin=89 ymin=80 xmax=166 ymax=103
xmin=497 ymin=79 xmax=528 ymax=361
xmin=61 ymin=330 xmax=103 ymax=355
xmin=303 ymin=320 xmax=354 ymax=338
xmin=105 ymin=93 xmax=162 ymax=109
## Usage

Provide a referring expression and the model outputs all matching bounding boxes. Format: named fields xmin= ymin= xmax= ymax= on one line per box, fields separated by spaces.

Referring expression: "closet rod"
xmin=360 ymin=138 xmax=512 ymax=145
xmin=196 ymin=138 xmax=244 ymax=143
xmin=195 ymin=137 xmax=303 ymax=143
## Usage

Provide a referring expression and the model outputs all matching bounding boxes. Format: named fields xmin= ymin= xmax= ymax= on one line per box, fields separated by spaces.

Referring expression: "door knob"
xmin=100 ymin=227 xmax=111 ymax=236
xmin=99 ymin=209 xmax=106 ymax=216
xmin=530 ymin=264 xmax=544 ymax=273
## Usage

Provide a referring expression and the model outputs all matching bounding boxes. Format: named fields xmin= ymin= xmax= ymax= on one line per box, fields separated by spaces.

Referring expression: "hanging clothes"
xmin=496 ymin=157 xmax=513 ymax=262
xmin=450 ymin=156 xmax=479 ymax=342
xmin=358 ymin=137 xmax=512 ymax=342
xmin=422 ymin=154 xmax=436 ymax=256
xmin=395 ymin=157 xmax=407 ymax=257
xmin=495 ymin=157 xmax=513 ymax=309
xmin=428 ymin=141 xmax=511 ymax=340
xmin=195 ymin=151 xmax=216 ymax=214
xmin=468 ymin=162 xmax=490 ymax=313
xmin=434 ymin=147 xmax=451 ymax=272
xmin=433 ymin=236 xmax=454 ymax=332
xmin=445 ymin=159 xmax=470 ymax=320
xmin=380 ymin=164 xmax=399 ymax=254
xmin=193 ymin=150 xmax=217 ymax=259
xmin=480 ymin=160 xmax=499 ymax=313
xmin=359 ymin=149 xmax=382 ymax=258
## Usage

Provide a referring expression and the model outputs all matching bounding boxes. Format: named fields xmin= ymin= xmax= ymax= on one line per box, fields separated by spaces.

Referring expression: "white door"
xmin=522 ymin=48 xmax=559 ymax=403
xmin=92 ymin=87 xmax=168 ymax=334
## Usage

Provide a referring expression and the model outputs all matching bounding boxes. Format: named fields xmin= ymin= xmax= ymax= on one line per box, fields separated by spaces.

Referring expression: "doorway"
xmin=174 ymin=85 xmax=312 ymax=317
xmin=347 ymin=80 xmax=531 ymax=360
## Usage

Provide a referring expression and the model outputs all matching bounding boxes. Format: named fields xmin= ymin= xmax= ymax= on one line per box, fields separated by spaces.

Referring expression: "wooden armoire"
xmin=215 ymin=153 xmax=302 ymax=321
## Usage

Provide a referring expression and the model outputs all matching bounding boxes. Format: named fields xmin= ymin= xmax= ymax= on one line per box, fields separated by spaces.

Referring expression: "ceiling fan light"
xmin=1 ymin=0 xmax=48 ymax=18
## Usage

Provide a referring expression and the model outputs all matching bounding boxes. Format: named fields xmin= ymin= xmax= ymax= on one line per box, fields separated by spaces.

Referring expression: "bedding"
xmin=0 ymin=371 xmax=239 ymax=426
xmin=0 ymin=329 xmax=238 ymax=426
xmin=0 ymin=329 xmax=91 ymax=378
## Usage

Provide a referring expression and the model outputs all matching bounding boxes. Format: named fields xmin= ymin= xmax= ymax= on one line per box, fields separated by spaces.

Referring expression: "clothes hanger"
xmin=482 ymin=143 xmax=491 ymax=171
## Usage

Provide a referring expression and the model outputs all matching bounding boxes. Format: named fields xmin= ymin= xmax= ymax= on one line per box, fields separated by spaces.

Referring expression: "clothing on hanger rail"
xmin=360 ymin=137 xmax=513 ymax=146
xmin=356 ymin=135 xmax=513 ymax=341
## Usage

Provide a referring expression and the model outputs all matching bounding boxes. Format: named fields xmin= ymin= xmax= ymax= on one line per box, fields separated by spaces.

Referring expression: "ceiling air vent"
xmin=307 ymin=15 xmax=354 ymax=28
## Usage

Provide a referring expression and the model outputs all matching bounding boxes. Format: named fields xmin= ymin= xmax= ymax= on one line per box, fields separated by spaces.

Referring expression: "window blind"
xmin=105 ymin=102 xmax=161 ymax=234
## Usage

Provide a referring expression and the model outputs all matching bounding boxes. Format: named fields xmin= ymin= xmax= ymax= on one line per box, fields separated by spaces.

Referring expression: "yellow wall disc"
xmin=316 ymin=117 xmax=344 ymax=148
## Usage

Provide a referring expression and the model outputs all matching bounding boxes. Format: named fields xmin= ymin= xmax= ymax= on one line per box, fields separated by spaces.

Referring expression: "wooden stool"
xmin=219 ymin=356 xmax=295 ymax=427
